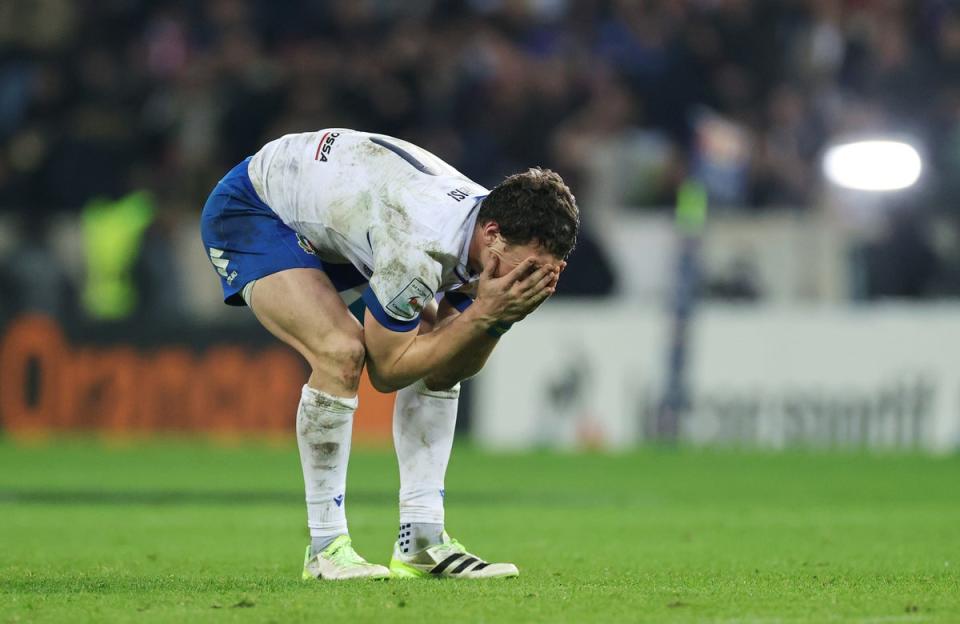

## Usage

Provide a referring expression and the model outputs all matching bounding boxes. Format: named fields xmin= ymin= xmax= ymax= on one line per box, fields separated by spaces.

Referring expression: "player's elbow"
xmin=423 ymin=366 xmax=479 ymax=391
xmin=426 ymin=356 xmax=489 ymax=389
xmin=423 ymin=376 xmax=461 ymax=392
xmin=370 ymin=374 xmax=400 ymax=394
xmin=367 ymin=366 xmax=406 ymax=394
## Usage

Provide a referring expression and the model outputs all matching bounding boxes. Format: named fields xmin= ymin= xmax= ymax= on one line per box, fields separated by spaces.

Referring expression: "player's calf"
xmin=389 ymin=380 xmax=518 ymax=579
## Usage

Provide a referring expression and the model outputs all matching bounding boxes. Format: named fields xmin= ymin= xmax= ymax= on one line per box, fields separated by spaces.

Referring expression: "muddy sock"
xmin=397 ymin=522 xmax=444 ymax=554
xmin=393 ymin=379 xmax=459 ymax=549
xmin=311 ymin=535 xmax=339 ymax=555
xmin=296 ymin=385 xmax=356 ymax=557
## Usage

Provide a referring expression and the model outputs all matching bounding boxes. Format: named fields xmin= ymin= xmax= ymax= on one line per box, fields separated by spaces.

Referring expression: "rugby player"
xmin=200 ymin=129 xmax=578 ymax=580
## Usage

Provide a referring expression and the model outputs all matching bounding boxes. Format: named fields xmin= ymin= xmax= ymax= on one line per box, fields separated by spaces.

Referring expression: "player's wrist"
xmin=464 ymin=301 xmax=503 ymax=331
xmin=485 ymin=321 xmax=513 ymax=338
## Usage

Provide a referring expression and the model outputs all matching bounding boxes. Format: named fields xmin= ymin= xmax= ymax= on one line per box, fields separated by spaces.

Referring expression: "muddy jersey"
xmin=246 ymin=129 xmax=487 ymax=331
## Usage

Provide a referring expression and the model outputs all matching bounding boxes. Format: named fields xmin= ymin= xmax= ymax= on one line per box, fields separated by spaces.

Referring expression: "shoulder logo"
xmin=314 ymin=131 xmax=341 ymax=162
xmin=386 ymin=278 xmax=433 ymax=320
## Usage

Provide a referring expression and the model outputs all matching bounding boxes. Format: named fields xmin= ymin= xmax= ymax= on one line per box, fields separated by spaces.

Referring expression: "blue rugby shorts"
xmin=199 ymin=158 xmax=368 ymax=318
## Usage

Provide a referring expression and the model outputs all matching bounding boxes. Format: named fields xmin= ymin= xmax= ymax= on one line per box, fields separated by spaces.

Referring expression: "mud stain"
xmin=310 ymin=442 xmax=339 ymax=456
xmin=426 ymin=248 xmax=457 ymax=266
xmin=378 ymin=257 xmax=415 ymax=286
xmin=299 ymin=418 xmax=349 ymax=438
xmin=312 ymin=394 xmax=340 ymax=409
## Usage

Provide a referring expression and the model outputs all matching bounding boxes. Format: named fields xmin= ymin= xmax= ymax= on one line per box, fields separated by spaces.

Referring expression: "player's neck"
xmin=466 ymin=225 xmax=484 ymax=275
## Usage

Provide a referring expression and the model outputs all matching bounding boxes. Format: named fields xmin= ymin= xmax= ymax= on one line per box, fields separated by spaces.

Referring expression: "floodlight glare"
xmin=822 ymin=140 xmax=922 ymax=191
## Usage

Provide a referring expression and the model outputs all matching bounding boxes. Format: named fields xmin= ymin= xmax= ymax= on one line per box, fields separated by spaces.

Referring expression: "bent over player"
xmin=200 ymin=129 xmax=578 ymax=580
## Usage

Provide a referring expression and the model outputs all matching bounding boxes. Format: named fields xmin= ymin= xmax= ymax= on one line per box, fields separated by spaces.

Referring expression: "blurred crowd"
xmin=2 ymin=0 xmax=960 ymax=320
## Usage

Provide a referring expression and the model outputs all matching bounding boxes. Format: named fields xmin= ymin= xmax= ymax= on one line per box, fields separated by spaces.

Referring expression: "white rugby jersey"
xmin=247 ymin=129 xmax=487 ymax=331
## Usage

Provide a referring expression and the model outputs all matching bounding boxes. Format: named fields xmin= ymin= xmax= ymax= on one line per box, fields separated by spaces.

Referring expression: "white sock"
xmin=393 ymin=379 xmax=459 ymax=548
xmin=296 ymin=384 xmax=357 ymax=554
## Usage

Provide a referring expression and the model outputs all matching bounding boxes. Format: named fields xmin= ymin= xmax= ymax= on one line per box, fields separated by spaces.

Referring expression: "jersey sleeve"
xmin=363 ymin=237 xmax=442 ymax=332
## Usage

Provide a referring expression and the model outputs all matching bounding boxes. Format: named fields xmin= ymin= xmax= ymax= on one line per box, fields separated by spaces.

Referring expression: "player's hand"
xmin=473 ymin=256 xmax=561 ymax=324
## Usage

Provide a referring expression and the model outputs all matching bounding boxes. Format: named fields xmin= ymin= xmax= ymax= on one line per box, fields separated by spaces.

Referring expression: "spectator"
xmin=3 ymin=0 xmax=960 ymax=313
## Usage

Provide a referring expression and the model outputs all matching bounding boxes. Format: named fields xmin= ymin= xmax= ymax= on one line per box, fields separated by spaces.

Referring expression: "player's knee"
xmin=308 ymin=334 xmax=366 ymax=391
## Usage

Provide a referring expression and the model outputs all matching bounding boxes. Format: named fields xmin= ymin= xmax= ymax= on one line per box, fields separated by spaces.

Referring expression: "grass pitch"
xmin=1 ymin=440 xmax=958 ymax=623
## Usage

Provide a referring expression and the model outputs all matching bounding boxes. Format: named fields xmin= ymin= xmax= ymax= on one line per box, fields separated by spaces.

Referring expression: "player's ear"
xmin=481 ymin=220 xmax=501 ymax=246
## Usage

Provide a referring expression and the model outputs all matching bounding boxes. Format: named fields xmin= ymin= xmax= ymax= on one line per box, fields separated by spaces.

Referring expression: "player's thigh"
xmin=247 ymin=268 xmax=365 ymax=380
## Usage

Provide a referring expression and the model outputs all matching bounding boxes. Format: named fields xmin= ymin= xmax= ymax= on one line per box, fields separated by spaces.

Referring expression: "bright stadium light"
xmin=822 ymin=139 xmax=923 ymax=192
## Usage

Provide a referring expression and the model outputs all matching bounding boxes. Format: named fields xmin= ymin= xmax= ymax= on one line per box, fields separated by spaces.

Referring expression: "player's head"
xmin=476 ymin=167 xmax=579 ymax=277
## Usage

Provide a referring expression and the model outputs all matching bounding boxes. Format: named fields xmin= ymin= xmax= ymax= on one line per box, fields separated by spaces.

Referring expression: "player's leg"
xmin=393 ymin=378 xmax=458 ymax=550
xmin=243 ymin=269 xmax=388 ymax=580
xmin=244 ymin=268 xmax=365 ymax=397
xmin=389 ymin=301 xmax=518 ymax=579
xmin=199 ymin=159 xmax=385 ymax=580
xmin=389 ymin=301 xmax=451 ymax=550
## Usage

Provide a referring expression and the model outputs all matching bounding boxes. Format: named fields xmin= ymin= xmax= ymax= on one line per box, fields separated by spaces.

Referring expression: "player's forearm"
xmin=422 ymin=331 xmax=499 ymax=389
xmin=367 ymin=305 xmax=496 ymax=392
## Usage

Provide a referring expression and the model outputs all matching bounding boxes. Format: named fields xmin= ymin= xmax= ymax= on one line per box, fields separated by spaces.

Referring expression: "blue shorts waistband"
xmin=216 ymin=157 xmax=264 ymax=204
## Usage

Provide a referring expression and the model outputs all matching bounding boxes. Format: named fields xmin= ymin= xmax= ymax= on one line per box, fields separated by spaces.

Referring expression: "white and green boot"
xmin=301 ymin=535 xmax=390 ymax=581
xmin=389 ymin=532 xmax=519 ymax=579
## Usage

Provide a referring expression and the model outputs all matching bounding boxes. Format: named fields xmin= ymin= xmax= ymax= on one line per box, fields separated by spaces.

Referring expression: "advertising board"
xmin=473 ymin=304 xmax=960 ymax=452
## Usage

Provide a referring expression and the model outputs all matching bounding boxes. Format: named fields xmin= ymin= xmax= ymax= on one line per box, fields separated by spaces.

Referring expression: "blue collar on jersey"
xmin=454 ymin=195 xmax=485 ymax=284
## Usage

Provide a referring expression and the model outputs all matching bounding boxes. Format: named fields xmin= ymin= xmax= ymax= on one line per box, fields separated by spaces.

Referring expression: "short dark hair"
xmin=478 ymin=167 xmax=579 ymax=259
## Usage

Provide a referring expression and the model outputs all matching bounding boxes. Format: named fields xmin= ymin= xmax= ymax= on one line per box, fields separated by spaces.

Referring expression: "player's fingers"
xmin=529 ymin=269 xmax=556 ymax=293
xmin=525 ymin=283 xmax=555 ymax=309
xmin=517 ymin=271 xmax=556 ymax=309
xmin=516 ymin=264 xmax=554 ymax=293
xmin=504 ymin=257 xmax=538 ymax=285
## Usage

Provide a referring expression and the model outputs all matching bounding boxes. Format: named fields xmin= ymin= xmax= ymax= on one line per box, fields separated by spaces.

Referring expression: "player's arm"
xmin=425 ymin=260 xmax=563 ymax=387
xmin=417 ymin=296 xmax=495 ymax=390
xmin=364 ymin=258 xmax=556 ymax=393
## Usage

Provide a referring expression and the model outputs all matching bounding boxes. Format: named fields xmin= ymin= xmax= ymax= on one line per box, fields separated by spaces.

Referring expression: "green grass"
xmin=1 ymin=440 xmax=958 ymax=623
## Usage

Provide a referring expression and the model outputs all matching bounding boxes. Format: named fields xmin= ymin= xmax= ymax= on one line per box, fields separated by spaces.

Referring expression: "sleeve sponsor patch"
xmin=385 ymin=278 xmax=434 ymax=321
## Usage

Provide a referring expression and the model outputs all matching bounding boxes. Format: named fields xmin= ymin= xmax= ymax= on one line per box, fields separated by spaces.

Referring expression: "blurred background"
xmin=2 ymin=0 xmax=959 ymax=451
